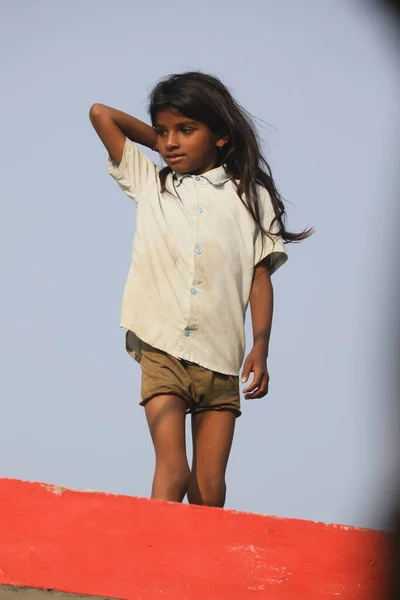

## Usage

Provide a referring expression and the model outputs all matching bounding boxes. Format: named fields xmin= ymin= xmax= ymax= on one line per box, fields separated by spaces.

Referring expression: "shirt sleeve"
xmin=107 ymin=137 xmax=159 ymax=203
xmin=254 ymin=186 xmax=288 ymax=274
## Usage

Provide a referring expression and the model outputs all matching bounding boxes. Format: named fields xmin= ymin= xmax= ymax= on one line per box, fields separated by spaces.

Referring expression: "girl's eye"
xmin=181 ymin=128 xmax=193 ymax=135
xmin=157 ymin=130 xmax=167 ymax=137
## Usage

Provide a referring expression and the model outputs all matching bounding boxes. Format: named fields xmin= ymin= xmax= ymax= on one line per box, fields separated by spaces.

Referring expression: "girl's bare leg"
xmin=145 ymin=394 xmax=190 ymax=502
xmin=187 ymin=410 xmax=236 ymax=508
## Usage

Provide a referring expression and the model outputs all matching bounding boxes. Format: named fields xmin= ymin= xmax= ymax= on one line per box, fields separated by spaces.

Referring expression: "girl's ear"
xmin=216 ymin=133 xmax=229 ymax=149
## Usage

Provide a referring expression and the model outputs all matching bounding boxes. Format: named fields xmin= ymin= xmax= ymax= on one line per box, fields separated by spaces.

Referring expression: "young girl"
xmin=89 ymin=72 xmax=311 ymax=509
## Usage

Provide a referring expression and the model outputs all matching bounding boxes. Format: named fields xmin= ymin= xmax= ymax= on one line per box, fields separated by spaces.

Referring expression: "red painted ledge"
xmin=0 ymin=478 xmax=391 ymax=600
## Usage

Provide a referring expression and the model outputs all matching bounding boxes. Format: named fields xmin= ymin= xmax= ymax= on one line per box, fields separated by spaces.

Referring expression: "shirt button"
xmin=195 ymin=176 xmax=201 ymax=181
xmin=191 ymin=288 xmax=198 ymax=295
xmin=184 ymin=330 xmax=190 ymax=337
xmin=195 ymin=247 xmax=202 ymax=255
xmin=197 ymin=206 xmax=205 ymax=213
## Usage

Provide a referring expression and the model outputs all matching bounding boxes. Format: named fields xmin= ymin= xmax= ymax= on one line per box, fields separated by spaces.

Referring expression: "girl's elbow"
xmin=89 ymin=103 xmax=106 ymax=121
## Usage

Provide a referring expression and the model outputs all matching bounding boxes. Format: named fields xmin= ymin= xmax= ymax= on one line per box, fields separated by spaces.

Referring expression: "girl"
xmin=89 ymin=72 xmax=311 ymax=509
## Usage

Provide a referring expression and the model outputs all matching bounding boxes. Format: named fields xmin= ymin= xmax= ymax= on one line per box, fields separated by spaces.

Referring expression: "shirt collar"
xmin=173 ymin=164 xmax=230 ymax=187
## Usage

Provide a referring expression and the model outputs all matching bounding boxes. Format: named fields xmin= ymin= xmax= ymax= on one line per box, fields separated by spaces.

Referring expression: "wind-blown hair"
xmin=149 ymin=71 xmax=313 ymax=249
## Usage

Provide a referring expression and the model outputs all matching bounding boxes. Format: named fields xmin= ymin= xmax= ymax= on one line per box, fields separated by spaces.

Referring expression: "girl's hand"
xmin=241 ymin=349 xmax=269 ymax=399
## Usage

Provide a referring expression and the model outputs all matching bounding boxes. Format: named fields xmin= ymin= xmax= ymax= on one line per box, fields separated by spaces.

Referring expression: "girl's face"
xmin=155 ymin=109 xmax=227 ymax=174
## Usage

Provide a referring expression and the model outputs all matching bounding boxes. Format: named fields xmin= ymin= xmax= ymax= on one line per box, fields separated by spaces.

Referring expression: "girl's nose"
xmin=165 ymin=134 xmax=179 ymax=151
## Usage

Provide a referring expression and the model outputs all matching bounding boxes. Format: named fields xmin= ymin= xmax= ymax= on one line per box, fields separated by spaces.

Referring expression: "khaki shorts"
xmin=135 ymin=341 xmax=241 ymax=417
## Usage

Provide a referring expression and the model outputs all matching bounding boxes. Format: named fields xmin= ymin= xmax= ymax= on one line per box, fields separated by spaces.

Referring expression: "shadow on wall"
xmin=359 ymin=1 xmax=400 ymax=597
xmin=377 ymin=1 xmax=400 ymax=598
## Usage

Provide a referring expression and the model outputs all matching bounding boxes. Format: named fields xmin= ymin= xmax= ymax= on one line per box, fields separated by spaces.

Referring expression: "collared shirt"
xmin=107 ymin=138 xmax=287 ymax=375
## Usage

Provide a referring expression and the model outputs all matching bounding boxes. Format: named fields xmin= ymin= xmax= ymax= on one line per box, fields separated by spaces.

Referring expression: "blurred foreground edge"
xmin=0 ymin=478 xmax=391 ymax=600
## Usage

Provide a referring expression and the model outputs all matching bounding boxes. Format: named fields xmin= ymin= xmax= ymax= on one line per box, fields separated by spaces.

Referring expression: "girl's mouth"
xmin=167 ymin=155 xmax=185 ymax=164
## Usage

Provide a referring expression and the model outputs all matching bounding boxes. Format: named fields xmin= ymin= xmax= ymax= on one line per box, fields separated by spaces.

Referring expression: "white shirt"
xmin=107 ymin=138 xmax=287 ymax=375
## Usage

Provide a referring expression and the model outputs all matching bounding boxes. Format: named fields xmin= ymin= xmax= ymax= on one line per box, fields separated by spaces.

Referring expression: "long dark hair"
xmin=149 ymin=71 xmax=313 ymax=246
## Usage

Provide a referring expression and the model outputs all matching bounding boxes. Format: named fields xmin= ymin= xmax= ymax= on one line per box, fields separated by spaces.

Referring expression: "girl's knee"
xmin=189 ymin=475 xmax=226 ymax=508
xmin=171 ymin=464 xmax=191 ymax=490
xmin=155 ymin=461 xmax=191 ymax=491
xmin=204 ymin=477 xmax=226 ymax=507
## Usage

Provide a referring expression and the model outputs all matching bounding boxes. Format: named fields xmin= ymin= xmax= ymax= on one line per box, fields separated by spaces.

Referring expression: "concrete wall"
xmin=0 ymin=479 xmax=390 ymax=599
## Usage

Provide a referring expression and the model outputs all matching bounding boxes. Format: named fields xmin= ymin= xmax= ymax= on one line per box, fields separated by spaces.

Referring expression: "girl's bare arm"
xmin=89 ymin=103 xmax=158 ymax=166
xmin=241 ymin=258 xmax=273 ymax=399
xmin=249 ymin=260 xmax=273 ymax=359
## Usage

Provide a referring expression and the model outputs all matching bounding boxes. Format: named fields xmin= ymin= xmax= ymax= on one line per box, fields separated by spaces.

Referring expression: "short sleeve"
xmin=107 ymin=137 xmax=159 ymax=203
xmin=254 ymin=186 xmax=288 ymax=274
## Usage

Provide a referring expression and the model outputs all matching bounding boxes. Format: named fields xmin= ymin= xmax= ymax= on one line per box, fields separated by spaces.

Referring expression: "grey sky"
xmin=1 ymin=0 xmax=399 ymax=529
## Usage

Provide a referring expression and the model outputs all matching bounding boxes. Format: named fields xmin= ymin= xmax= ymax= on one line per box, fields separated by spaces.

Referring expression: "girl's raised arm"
xmin=89 ymin=103 xmax=157 ymax=166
